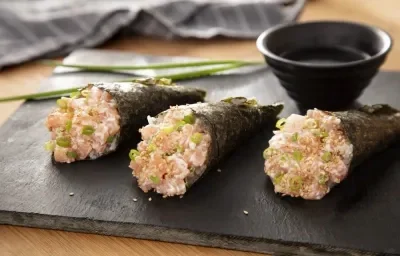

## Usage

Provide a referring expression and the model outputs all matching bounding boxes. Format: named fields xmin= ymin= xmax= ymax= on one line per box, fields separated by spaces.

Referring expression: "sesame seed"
xmin=148 ymin=197 xmax=152 ymax=201
xmin=217 ymin=169 xmax=222 ymax=172
xmin=69 ymin=192 xmax=74 ymax=196
xmin=133 ymin=198 xmax=138 ymax=202
xmin=243 ymin=210 xmax=248 ymax=215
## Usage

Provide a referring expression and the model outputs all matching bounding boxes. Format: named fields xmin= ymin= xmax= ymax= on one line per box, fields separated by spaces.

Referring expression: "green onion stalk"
xmin=0 ymin=62 xmax=256 ymax=103
xmin=39 ymin=59 xmax=262 ymax=72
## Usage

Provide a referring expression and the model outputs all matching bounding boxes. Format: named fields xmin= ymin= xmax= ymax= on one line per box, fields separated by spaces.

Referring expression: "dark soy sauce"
xmin=280 ymin=46 xmax=370 ymax=65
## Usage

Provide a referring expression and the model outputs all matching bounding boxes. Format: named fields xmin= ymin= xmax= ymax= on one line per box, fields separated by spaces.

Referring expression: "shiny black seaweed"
xmin=334 ymin=104 xmax=400 ymax=167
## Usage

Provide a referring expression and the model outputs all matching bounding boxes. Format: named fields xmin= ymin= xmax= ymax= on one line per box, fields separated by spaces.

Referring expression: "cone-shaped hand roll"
xmin=129 ymin=97 xmax=284 ymax=197
xmin=45 ymin=78 xmax=206 ymax=163
xmin=264 ymin=104 xmax=400 ymax=200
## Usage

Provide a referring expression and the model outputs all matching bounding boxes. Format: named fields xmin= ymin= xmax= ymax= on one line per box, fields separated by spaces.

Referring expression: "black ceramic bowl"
xmin=256 ymin=21 xmax=392 ymax=110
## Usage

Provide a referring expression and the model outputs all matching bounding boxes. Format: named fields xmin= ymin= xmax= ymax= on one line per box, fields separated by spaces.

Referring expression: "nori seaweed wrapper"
xmin=168 ymin=97 xmax=284 ymax=187
xmin=86 ymin=78 xmax=205 ymax=154
xmin=333 ymin=104 xmax=400 ymax=167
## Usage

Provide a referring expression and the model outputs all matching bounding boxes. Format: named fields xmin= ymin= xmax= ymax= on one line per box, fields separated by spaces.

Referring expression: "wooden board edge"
xmin=0 ymin=211 xmax=383 ymax=256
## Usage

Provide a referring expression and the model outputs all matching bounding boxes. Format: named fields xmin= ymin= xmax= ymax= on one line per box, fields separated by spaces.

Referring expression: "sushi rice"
xmin=264 ymin=109 xmax=354 ymax=200
xmin=45 ymin=85 xmax=121 ymax=163
xmin=129 ymin=106 xmax=211 ymax=197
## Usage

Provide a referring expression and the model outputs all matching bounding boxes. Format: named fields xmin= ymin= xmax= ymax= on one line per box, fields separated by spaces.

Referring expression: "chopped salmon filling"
xmin=129 ymin=106 xmax=211 ymax=197
xmin=45 ymin=85 xmax=121 ymax=163
xmin=264 ymin=109 xmax=353 ymax=200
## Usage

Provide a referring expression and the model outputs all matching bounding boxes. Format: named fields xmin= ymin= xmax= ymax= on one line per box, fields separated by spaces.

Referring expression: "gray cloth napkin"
xmin=0 ymin=0 xmax=305 ymax=69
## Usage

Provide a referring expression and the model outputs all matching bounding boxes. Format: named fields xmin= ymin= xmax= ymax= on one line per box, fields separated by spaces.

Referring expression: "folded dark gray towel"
xmin=0 ymin=0 xmax=305 ymax=69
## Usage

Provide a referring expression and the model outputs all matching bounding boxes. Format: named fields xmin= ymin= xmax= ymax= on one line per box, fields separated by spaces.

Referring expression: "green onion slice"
xmin=66 ymin=151 xmax=78 ymax=159
xmin=320 ymin=130 xmax=329 ymax=138
xmin=280 ymin=154 xmax=289 ymax=162
xmin=312 ymin=129 xmax=329 ymax=139
xmin=147 ymin=143 xmax=157 ymax=152
xmin=222 ymin=97 xmax=257 ymax=106
xmin=263 ymin=147 xmax=275 ymax=160
xmin=318 ymin=172 xmax=329 ymax=185
xmin=106 ymin=135 xmax=115 ymax=143
xmin=222 ymin=97 xmax=233 ymax=103
xmin=134 ymin=78 xmax=157 ymax=86
xmin=174 ymin=120 xmax=186 ymax=131
xmin=289 ymin=176 xmax=303 ymax=192
xmin=190 ymin=133 xmax=203 ymax=144
xmin=82 ymin=125 xmax=95 ymax=135
xmin=56 ymin=98 xmax=68 ymax=109
xmin=161 ymin=126 xmax=175 ymax=134
xmin=69 ymin=91 xmax=81 ymax=99
xmin=44 ymin=141 xmax=55 ymax=151
xmin=176 ymin=145 xmax=184 ymax=153
xmin=150 ymin=175 xmax=161 ymax=184
xmin=65 ymin=120 xmax=72 ymax=132
xmin=81 ymin=89 xmax=90 ymax=97
xmin=56 ymin=137 xmax=71 ymax=148
xmin=183 ymin=113 xmax=195 ymax=124
xmin=292 ymin=150 xmax=303 ymax=162
xmin=159 ymin=78 xmax=173 ymax=85
xmin=276 ymin=118 xmax=286 ymax=130
xmin=273 ymin=173 xmax=284 ymax=185
xmin=129 ymin=149 xmax=140 ymax=161
xmin=322 ymin=151 xmax=332 ymax=162
xmin=245 ymin=99 xmax=258 ymax=106
xmin=305 ymin=118 xmax=318 ymax=129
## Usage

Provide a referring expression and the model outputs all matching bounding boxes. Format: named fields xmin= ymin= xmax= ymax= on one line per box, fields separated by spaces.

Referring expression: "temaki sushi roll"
xmin=264 ymin=104 xmax=400 ymax=200
xmin=45 ymin=78 xmax=205 ymax=163
xmin=129 ymin=97 xmax=284 ymax=197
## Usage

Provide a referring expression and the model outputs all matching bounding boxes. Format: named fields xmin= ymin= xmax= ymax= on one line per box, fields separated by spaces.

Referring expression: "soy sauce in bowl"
xmin=280 ymin=46 xmax=370 ymax=66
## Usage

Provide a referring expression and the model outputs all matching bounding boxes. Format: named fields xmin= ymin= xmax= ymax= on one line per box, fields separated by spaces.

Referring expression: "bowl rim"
xmin=256 ymin=20 xmax=393 ymax=69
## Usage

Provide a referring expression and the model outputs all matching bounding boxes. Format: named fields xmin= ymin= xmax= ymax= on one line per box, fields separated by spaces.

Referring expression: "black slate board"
xmin=1 ymin=49 xmax=400 ymax=256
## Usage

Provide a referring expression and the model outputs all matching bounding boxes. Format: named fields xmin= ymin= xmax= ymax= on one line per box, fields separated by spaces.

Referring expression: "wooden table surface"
xmin=1 ymin=0 xmax=399 ymax=255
